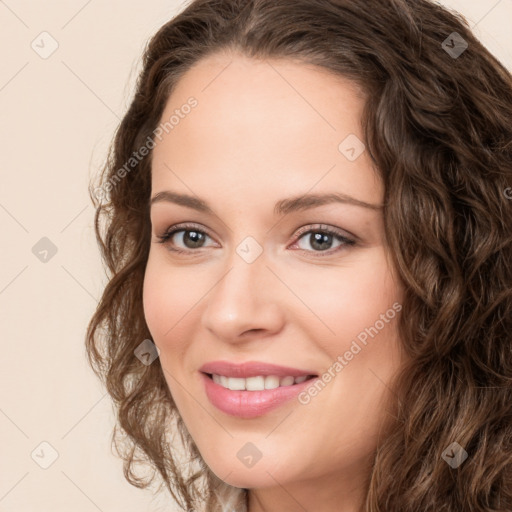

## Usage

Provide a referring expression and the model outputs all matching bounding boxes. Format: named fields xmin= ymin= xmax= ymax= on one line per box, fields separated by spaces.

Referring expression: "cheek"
xmin=142 ymin=254 xmax=191 ymax=346
xmin=296 ymin=252 xmax=401 ymax=350
xmin=142 ymin=252 xmax=213 ymax=371
xmin=142 ymin=257 xmax=168 ymax=338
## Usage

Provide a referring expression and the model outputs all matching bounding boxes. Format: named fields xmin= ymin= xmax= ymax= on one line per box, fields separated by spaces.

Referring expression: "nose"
xmin=200 ymin=249 xmax=285 ymax=344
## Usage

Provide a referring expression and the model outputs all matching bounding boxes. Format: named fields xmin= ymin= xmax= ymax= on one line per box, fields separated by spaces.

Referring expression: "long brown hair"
xmin=86 ymin=0 xmax=512 ymax=510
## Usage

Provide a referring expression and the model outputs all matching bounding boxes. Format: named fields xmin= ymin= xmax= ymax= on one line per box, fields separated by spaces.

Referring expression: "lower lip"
xmin=201 ymin=372 xmax=318 ymax=418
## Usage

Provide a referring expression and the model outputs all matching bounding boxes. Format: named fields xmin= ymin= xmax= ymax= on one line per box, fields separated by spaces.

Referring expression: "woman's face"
xmin=143 ymin=52 xmax=406 ymax=509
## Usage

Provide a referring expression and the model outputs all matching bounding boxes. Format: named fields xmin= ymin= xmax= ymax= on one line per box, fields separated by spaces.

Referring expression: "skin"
xmin=143 ymin=50 xmax=407 ymax=512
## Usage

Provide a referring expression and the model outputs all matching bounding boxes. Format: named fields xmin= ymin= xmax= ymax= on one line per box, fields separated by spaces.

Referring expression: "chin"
xmin=206 ymin=457 xmax=292 ymax=489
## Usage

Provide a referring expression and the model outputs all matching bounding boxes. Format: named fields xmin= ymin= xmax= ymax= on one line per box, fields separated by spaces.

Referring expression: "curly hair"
xmin=86 ymin=0 xmax=512 ymax=510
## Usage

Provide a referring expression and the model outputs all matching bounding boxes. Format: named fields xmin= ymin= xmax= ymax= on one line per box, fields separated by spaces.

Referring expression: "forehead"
xmin=151 ymin=52 xmax=382 ymax=207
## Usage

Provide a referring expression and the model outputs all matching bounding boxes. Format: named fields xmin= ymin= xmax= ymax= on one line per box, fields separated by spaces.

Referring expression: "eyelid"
xmin=156 ymin=222 xmax=216 ymax=245
xmin=289 ymin=224 xmax=356 ymax=257
xmin=293 ymin=223 xmax=355 ymax=240
xmin=155 ymin=222 xmax=356 ymax=255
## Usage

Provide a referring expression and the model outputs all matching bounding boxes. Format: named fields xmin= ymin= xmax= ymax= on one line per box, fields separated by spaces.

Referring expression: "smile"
xmin=208 ymin=373 xmax=312 ymax=391
xmin=200 ymin=372 xmax=319 ymax=418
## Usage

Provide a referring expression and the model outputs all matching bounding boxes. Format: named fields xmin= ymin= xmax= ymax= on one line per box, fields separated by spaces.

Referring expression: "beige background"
xmin=0 ymin=1 xmax=511 ymax=511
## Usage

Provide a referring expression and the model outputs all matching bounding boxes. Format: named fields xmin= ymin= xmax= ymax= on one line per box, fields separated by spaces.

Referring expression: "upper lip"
xmin=199 ymin=360 xmax=318 ymax=378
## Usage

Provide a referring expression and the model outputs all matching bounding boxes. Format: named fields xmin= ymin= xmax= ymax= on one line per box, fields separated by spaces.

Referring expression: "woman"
xmin=86 ymin=0 xmax=512 ymax=510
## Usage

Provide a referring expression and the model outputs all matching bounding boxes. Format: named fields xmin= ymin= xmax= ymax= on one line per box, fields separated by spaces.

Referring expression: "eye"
xmin=155 ymin=223 xmax=215 ymax=254
xmin=155 ymin=222 xmax=356 ymax=257
xmin=290 ymin=224 xmax=356 ymax=257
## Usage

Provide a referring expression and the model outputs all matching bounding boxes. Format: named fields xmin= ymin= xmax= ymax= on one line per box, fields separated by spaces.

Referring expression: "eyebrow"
xmin=150 ymin=190 xmax=383 ymax=215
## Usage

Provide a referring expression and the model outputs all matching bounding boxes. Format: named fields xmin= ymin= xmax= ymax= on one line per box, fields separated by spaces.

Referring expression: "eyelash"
xmin=155 ymin=222 xmax=356 ymax=258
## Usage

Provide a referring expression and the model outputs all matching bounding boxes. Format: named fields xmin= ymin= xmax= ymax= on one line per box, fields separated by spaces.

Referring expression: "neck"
xmin=246 ymin=464 xmax=370 ymax=512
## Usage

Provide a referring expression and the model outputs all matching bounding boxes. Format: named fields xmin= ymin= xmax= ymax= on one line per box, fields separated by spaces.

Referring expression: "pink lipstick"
xmin=199 ymin=360 xmax=319 ymax=418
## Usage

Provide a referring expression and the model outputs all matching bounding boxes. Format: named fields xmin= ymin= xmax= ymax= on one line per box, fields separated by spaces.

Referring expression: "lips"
xmin=198 ymin=360 xmax=320 ymax=418
xmin=200 ymin=372 xmax=318 ymax=418
xmin=199 ymin=360 xmax=318 ymax=379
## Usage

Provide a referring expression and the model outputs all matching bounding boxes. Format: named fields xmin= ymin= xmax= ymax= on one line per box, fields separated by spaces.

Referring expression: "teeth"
xmin=264 ymin=375 xmax=280 ymax=389
xmin=211 ymin=374 xmax=311 ymax=391
xmin=228 ymin=377 xmax=245 ymax=390
xmin=280 ymin=376 xmax=295 ymax=386
xmin=246 ymin=376 xmax=265 ymax=390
